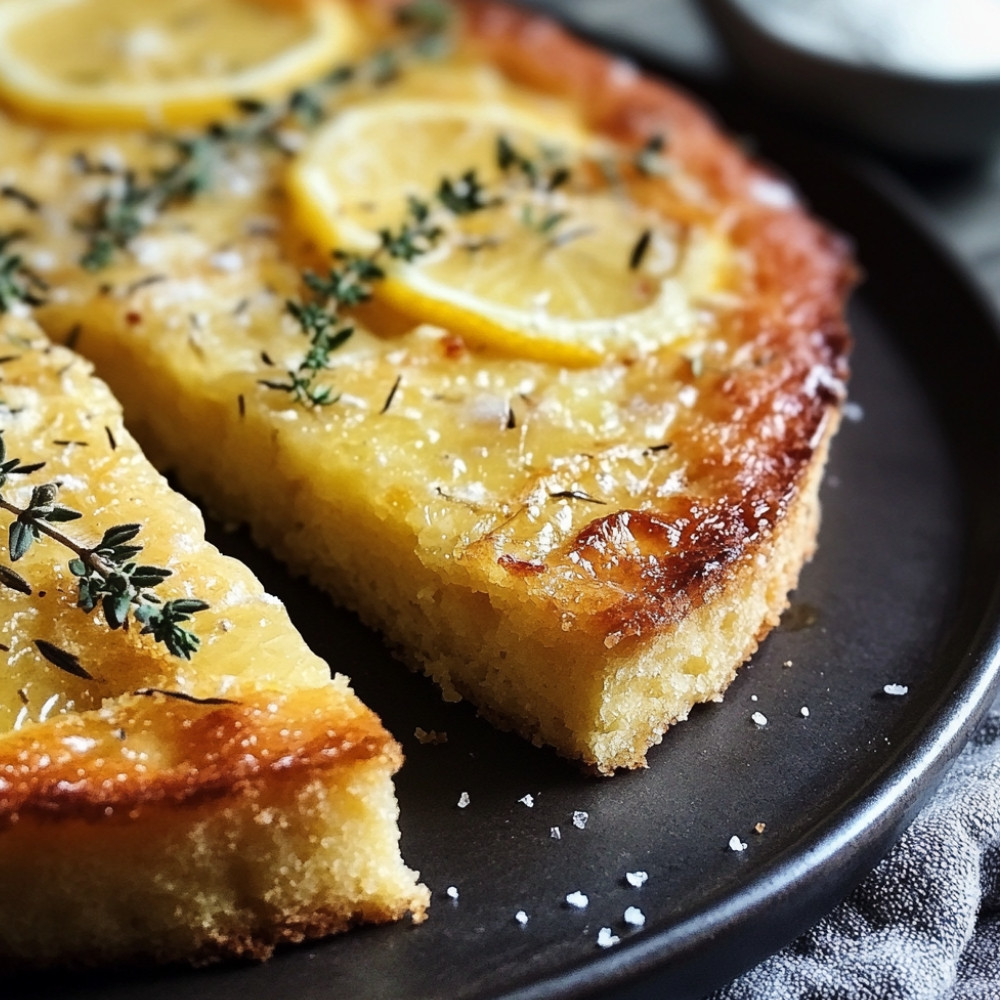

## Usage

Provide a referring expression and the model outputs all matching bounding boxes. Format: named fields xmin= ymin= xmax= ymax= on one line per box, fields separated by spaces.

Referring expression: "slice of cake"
xmin=0 ymin=316 xmax=428 ymax=967
xmin=2 ymin=0 xmax=852 ymax=773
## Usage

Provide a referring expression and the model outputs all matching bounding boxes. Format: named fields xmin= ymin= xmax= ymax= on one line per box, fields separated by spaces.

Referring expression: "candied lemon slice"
xmin=289 ymin=99 xmax=732 ymax=366
xmin=0 ymin=0 xmax=361 ymax=128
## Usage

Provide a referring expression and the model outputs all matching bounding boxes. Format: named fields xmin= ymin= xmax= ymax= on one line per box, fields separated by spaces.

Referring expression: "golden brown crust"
xmin=0 ymin=687 xmax=399 ymax=825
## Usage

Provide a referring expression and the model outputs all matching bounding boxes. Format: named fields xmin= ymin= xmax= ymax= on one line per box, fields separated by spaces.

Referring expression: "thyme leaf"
xmin=629 ymin=228 xmax=652 ymax=271
xmin=438 ymin=170 xmax=496 ymax=215
xmin=33 ymin=639 xmax=93 ymax=680
xmin=0 ymin=430 xmax=209 ymax=659
xmin=395 ymin=0 xmax=454 ymax=33
xmin=133 ymin=687 xmax=237 ymax=706
xmin=0 ymin=563 xmax=31 ymax=594
xmin=548 ymin=489 xmax=607 ymax=505
xmin=635 ymin=133 xmax=669 ymax=177
xmin=0 ymin=231 xmax=48 ymax=312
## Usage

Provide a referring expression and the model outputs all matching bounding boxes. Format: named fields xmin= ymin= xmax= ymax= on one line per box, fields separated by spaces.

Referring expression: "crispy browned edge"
xmin=0 ymin=688 xmax=425 ymax=967
xmin=0 ymin=688 xmax=399 ymax=824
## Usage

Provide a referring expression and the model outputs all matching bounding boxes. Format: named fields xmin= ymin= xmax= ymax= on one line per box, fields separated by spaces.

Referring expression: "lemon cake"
xmin=0 ymin=316 xmax=428 ymax=967
xmin=0 ymin=0 xmax=852 ymax=773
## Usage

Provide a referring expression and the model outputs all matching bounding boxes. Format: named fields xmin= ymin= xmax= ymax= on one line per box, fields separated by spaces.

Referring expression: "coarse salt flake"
xmin=749 ymin=175 xmax=797 ymax=209
xmin=565 ymin=891 xmax=589 ymax=909
xmin=515 ymin=910 xmax=529 ymax=926
xmin=446 ymin=886 xmax=459 ymax=900
xmin=800 ymin=706 xmax=810 ymax=717
xmin=751 ymin=711 xmax=768 ymax=726
xmin=678 ymin=384 xmax=698 ymax=407
xmin=209 ymin=250 xmax=243 ymax=273
xmin=457 ymin=791 xmax=470 ymax=809
xmin=842 ymin=400 xmax=864 ymax=422
xmin=883 ymin=684 xmax=909 ymax=696
xmin=550 ymin=826 xmax=562 ymax=840
xmin=625 ymin=870 xmax=648 ymax=888
xmin=624 ymin=906 xmax=646 ymax=927
xmin=519 ymin=794 xmax=535 ymax=808
xmin=596 ymin=927 xmax=620 ymax=948
xmin=729 ymin=835 xmax=748 ymax=852
xmin=572 ymin=810 xmax=589 ymax=829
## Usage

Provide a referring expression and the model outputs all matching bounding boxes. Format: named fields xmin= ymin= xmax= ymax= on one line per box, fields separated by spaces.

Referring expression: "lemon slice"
xmin=289 ymin=99 xmax=732 ymax=366
xmin=0 ymin=0 xmax=361 ymax=129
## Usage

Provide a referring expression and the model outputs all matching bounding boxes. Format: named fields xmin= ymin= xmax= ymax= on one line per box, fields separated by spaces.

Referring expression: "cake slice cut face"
xmin=0 ymin=317 xmax=428 ymax=967
xmin=1 ymin=0 xmax=853 ymax=773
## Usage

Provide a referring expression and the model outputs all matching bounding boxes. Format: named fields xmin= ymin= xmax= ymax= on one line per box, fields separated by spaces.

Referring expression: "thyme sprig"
xmin=265 ymin=187 xmax=451 ymax=405
xmin=0 ymin=431 xmax=209 ymax=661
xmin=496 ymin=135 xmax=576 ymax=243
xmin=265 ymin=191 xmax=454 ymax=405
xmin=496 ymin=135 xmax=571 ymax=193
xmin=0 ymin=231 xmax=48 ymax=312
xmin=76 ymin=4 xmax=456 ymax=271
xmin=268 ymin=135 xmax=580 ymax=406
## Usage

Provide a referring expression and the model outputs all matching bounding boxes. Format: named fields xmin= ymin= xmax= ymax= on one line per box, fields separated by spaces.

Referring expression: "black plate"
xmin=15 ymin=65 xmax=1000 ymax=1000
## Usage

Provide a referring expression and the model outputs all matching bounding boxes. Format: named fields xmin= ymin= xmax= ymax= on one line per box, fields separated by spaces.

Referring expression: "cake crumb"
xmin=515 ymin=910 xmax=529 ymax=926
xmin=625 ymin=870 xmax=649 ymax=888
xmin=596 ymin=927 xmax=620 ymax=948
xmin=754 ymin=822 xmax=766 ymax=834
xmin=572 ymin=810 xmax=589 ymax=829
xmin=519 ymin=794 xmax=535 ymax=808
xmin=751 ymin=711 xmax=768 ymax=727
xmin=565 ymin=891 xmax=589 ymax=909
xmin=729 ymin=835 xmax=748 ymax=852
xmin=883 ymin=683 xmax=909 ymax=696
xmin=446 ymin=886 xmax=459 ymax=900
xmin=624 ymin=906 xmax=646 ymax=927
xmin=457 ymin=791 xmax=470 ymax=809
xmin=550 ymin=826 xmax=562 ymax=840
xmin=414 ymin=727 xmax=448 ymax=745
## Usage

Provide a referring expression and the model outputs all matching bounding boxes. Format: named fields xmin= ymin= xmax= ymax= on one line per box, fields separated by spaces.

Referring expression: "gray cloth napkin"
xmin=712 ymin=706 xmax=1000 ymax=999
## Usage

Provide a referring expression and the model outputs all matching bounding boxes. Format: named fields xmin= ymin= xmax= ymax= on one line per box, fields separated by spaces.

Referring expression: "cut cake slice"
xmin=3 ymin=0 xmax=852 ymax=773
xmin=0 ymin=316 xmax=428 ymax=967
